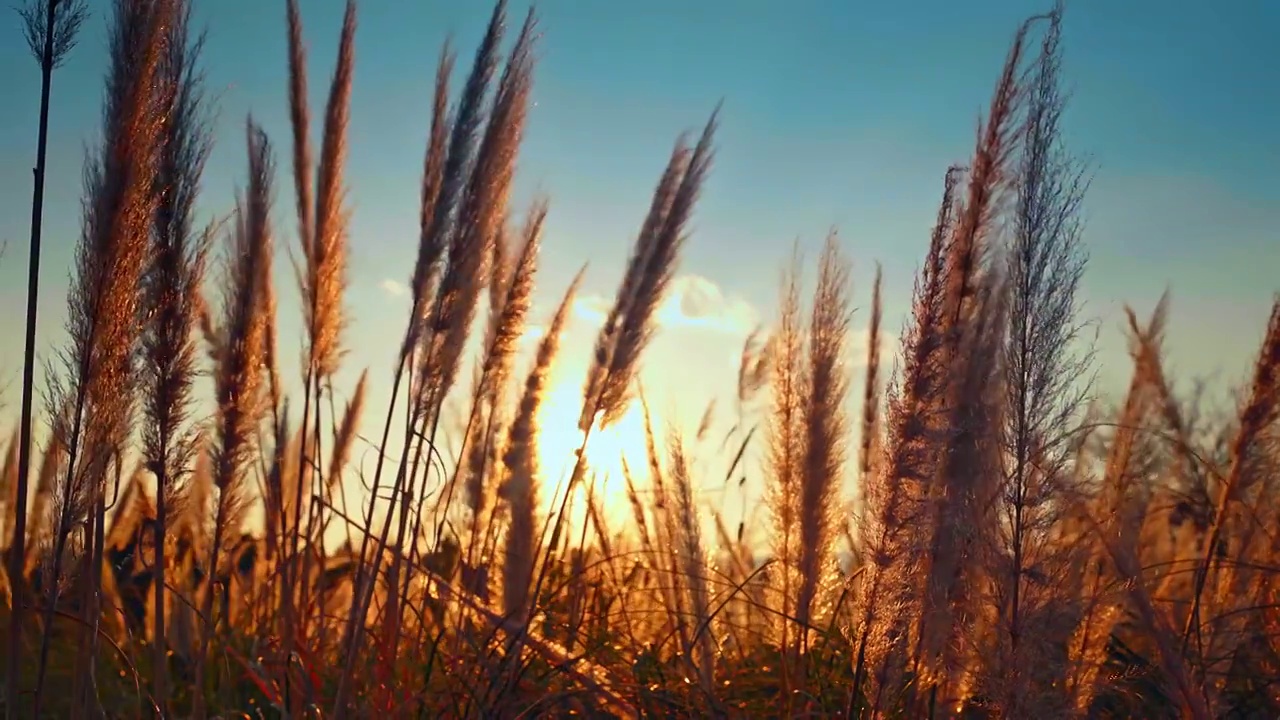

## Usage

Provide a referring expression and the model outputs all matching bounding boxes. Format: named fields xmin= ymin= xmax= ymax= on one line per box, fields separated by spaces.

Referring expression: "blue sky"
xmin=0 ymin=0 xmax=1276 ymax=523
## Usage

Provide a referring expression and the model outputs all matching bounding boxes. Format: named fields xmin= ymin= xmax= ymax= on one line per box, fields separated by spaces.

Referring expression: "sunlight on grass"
xmin=536 ymin=366 xmax=653 ymax=528
xmin=2 ymin=0 xmax=1275 ymax=717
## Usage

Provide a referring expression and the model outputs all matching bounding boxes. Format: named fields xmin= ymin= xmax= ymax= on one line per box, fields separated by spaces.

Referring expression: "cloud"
xmin=571 ymin=274 xmax=759 ymax=336
xmin=379 ymin=278 xmax=408 ymax=298
xmin=572 ymin=295 xmax=612 ymax=325
xmin=657 ymin=275 xmax=759 ymax=334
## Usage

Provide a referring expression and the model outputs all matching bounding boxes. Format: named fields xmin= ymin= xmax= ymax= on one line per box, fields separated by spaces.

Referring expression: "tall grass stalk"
xmin=139 ymin=2 xmax=211 ymax=708
xmin=7 ymin=1 xmax=87 ymax=712
xmin=332 ymin=3 xmax=513 ymax=712
xmin=191 ymin=121 xmax=275 ymax=720
xmin=33 ymin=0 xmax=171 ymax=713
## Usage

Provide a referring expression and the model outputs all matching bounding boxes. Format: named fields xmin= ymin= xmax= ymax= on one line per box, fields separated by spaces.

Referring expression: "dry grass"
xmin=1 ymin=1 xmax=1278 ymax=718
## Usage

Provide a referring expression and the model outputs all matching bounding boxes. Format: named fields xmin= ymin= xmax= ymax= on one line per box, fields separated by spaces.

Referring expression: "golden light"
xmin=532 ymin=365 xmax=653 ymax=535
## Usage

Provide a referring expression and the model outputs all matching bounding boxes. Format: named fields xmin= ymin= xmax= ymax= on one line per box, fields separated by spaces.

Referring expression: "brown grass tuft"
xmin=501 ymin=270 xmax=583 ymax=620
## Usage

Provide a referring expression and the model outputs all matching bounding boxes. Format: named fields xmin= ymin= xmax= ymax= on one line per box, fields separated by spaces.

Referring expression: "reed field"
xmin=0 ymin=0 xmax=1277 ymax=717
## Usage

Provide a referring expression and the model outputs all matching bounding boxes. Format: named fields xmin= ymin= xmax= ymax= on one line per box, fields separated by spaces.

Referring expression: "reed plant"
xmin=1 ymin=1 xmax=1277 ymax=717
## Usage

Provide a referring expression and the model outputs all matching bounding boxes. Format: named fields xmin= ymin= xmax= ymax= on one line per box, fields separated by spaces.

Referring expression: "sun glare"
xmin=533 ymin=367 xmax=654 ymax=533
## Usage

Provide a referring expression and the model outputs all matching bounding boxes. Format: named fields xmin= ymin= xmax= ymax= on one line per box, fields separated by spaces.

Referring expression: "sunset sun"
xmin=533 ymin=366 xmax=654 ymax=528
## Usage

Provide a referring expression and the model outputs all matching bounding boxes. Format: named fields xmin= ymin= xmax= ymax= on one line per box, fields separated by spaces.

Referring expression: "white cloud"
xmin=572 ymin=295 xmax=612 ymax=325
xmin=657 ymin=274 xmax=759 ymax=334
xmin=570 ymin=274 xmax=759 ymax=336
xmin=379 ymin=278 xmax=408 ymax=298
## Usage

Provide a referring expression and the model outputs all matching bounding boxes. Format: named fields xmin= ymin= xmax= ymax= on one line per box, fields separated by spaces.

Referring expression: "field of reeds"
xmin=1 ymin=0 xmax=1278 ymax=717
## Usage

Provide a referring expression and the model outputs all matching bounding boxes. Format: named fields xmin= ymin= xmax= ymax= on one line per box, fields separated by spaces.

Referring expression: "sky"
xmin=0 ymin=0 xmax=1277 ymax=533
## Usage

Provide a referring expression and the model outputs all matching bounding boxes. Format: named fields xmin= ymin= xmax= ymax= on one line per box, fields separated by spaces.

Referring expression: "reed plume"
xmin=765 ymin=235 xmax=853 ymax=659
xmin=795 ymin=236 xmax=853 ymax=648
xmin=140 ymin=1 xmax=211 ymax=707
xmin=666 ymin=435 xmax=716 ymax=696
xmin=22 ymin=435 xmax=63 ymax=578
xmin=283 ymin=0 xmax=355 ymax=660
xmin=207 ymin=120 xmax=275 ymax=551
xmin=940 ymin=16 xmax=1039 ymax=344
xmin=462 ymin=203 xmax=545 ymax=563
xmin=412 ymin=9 xmax=538 ymax=577
xmin=329 ymin=370 xmax=367 ymax=495
xmin=767 ymin=246 xmax=804 ymax=648
xmin=519 ymin=116 xmax=719 ymax=655
xmin=912 ymin=15 xmax=1039 ymax=700
xmin=583 ymin=112 xmax=719 ymax=431
xmin=403 ymin=46 xmax=456 ymax=356
xmin=921 ymin=265 xmax=1010 ymax=709
xmin=34 ymin=0 xmax=172 ymax=711
xmin=321 ymin=370 xmax=365 ymax=557
xmin=301 ymin=0 xmax=355 ymax=382
xmin=333 ymin=7 xmax=513 ymax=708
xmin=17 ymin=0 xmax=87 ymax=71
xmin=988 ymin=8 xmax=1092 ymax=713
xmin=1065 ymin=299 xmax=1167 ymax=713
xmin=192 ymin=121 xmax=276 ymax=719
xmin=406 ymin=2 xmax=503 ymax=365
xmin=581 ymin=147 xmax=685 ymax=431
xmin=854 ymin=166 xmax=961 ymax=709
xmin=9 ymin=2 xmax=90 ymax=699
xmin=1182 ymin=296 xmax=1280 ymax=656
xmin=501 ymin=271 xmax=583 ymax=620
xmin=285 ymin=0 xmax=312 ymax=267
xmin=419 ymin=4 xmax=535 ymax=415
xmin=387 ymin=4 xmax=539 ymax=665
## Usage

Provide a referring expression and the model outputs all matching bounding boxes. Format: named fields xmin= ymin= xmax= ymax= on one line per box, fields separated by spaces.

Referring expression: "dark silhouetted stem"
xmin=7 ymin=2 xmax=58 ymax=714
